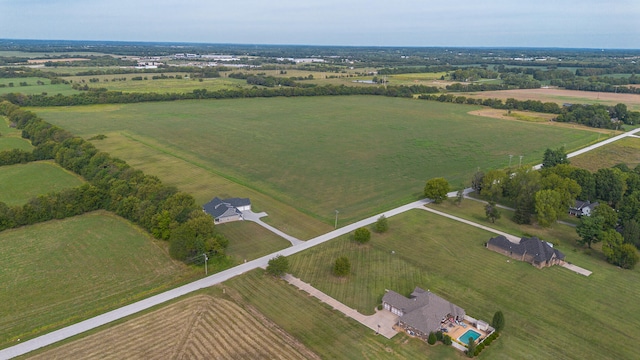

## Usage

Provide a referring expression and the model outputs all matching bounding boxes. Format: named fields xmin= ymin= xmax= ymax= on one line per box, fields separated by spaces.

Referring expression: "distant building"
xmin=486 ymin=236 xmax=565 ymax=269
xmin=569 ymin=200 xmax=599 ymax=217
xmin=202 ymin=197 xmax=251 ymax=224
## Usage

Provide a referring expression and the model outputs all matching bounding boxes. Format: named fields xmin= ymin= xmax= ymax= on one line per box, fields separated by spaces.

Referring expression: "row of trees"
xmin=0 ymin=101 xmax=228 ymax=263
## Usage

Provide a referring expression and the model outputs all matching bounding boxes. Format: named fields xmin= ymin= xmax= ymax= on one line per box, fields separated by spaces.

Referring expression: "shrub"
xmin=374 ymin=214 xmax=389 ymax=233
xmin=333 ymin=256 xmax=351 ymax=277
xmin=266 ymin=255 xmax=289 ymax=277
xmin=443 ymin=334 xmax=452 ymax=345
xmin=435 ymin=330 xmax=443 ymax=342
xmin=492 ymin=310 xmax=505 ymax=332
xmin=427 ymin=332 xmax=437 ymax=345
xmin=354 ymin=227 xmax=371 ymax=244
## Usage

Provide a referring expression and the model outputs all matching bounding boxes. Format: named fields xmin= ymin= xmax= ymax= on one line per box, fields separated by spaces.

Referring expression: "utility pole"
xmin=335 ymin=210 xmax=339 ymax=229
xmin=203 ymin=253 xmax=208 ymax=275
xmin=519 ymin=155 xmax=523 ymax=167
xmin=508 ymin=154 xmax=513 ymax=167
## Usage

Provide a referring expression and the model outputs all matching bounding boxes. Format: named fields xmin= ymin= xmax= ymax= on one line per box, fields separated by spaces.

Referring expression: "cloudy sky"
xmin=1 ymin=0 xmax=639 ymax=48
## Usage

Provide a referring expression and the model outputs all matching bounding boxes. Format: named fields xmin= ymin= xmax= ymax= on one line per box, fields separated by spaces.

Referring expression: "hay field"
xmin=0 ymin=77 xmax=79 ymax=96
xmin=460 ymin=88 xmax=640 ymax=111
xmin=0 ymin=211 xmax=191 ymax=349
xmin=570 ymin=136 xmax=640 ymax=171
xmin=35 ymin=97 xmax=600 ymax=231
xmin=28 ymin=295 xmax=317 ymax=360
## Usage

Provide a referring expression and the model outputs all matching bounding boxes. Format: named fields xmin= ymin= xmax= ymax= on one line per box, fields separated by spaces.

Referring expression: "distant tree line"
xmin=0 ymin=101 xmax=228 ymax=263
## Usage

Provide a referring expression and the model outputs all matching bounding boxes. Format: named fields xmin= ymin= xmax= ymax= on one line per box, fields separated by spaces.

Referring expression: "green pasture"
xmin=570 ymin=136 xmax=640 ymax=171
xmin=287 ymin=208 xmax=640 ymax=359
xmin=0 ymin=211 xmax=194 ymax=349
xmin=0 ymin=161 xmax=84 ymax=206
xmin=0 ymin=116 xmax=33 ymax=151
xmin=0 ymin=77 xmax=78 ymax=96
xmin=34 ymin=97 xmax=600 ymax=232
xmin=225 ymin=271 xmax=456 ymax=359
xmin=0 ymin=51 xmax=111 ymax=58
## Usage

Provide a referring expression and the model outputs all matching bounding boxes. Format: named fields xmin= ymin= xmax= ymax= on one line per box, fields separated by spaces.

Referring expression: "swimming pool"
xmin=458 ymin=329 xmax=481 ymax=345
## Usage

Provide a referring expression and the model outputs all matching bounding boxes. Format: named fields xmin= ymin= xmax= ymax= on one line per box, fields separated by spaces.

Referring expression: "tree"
xmin=428 ymin=332 xmax=437 ymax=345
xmin=592 ymin=204 xmax=618 ymax=230
xmin=595 ymin=168 xmax=627 ymax=207
xmin=622 ymin=219 xmax=640 ymax=248
xmin=333 ymin=256 xmax=351 ymax=277
xmin=484 ymin=201 xmax=501 ymax=223
xmin=576 ymin=215 xmax=604 ymax=248
xmin=374 ymin=215 xmax=389 ymax=233
xmin=266 ymin=255 xmax=289 ymax=277
xmin=542 ymin=147 xmax=569 ymax=168
xmin=492 ymin=310 xmax=505 ymax=332
xmin=354 ymin=227 xmax=371 ymax=244
xmin=424 ymin=177 xmax=450 ymax=204
xmin=455 ymin=188 xmax=465 ymax=206
xmin=534 ymin=189 xmax=562 ymax=227
xmin=617 ymin=244 xmax=639 ymax=269
xmin=443 ymin=335 xmax=452 ymax=345
xmin=471 ymin=170 xmax=484 ymax=192
xmin=466 ymin=336 xmax=476 ymax=357
xmin=481 ymin=169 xmax=507 ymax=201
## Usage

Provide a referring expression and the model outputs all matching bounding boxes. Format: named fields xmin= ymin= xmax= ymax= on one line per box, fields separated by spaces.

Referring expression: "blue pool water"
xmin=458 ymin=329 xmax=481 ymax=344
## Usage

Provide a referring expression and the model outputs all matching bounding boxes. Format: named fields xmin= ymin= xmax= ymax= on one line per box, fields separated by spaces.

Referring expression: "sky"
xmin=1 ymin=0 xmax=639 ymax=49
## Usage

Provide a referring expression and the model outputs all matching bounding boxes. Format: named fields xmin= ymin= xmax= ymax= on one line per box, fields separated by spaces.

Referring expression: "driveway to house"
xmin=242 ymin=210 xmax=304 ymax=246
xmin=283 ymin=274 xmax=398 ymax=339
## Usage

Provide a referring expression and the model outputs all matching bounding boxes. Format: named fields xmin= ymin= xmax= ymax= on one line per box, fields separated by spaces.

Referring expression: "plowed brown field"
xmin=29 ymin=295 xmax=318 ymax=360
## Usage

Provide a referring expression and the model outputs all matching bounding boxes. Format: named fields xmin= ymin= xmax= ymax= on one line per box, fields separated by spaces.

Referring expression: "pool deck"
xmin=445 ymin=320 xmax=488 ymax=345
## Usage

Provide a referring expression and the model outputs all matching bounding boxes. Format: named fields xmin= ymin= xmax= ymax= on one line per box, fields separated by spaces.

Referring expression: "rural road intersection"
xmin=2 ymin=126 xmax=637 ymax=359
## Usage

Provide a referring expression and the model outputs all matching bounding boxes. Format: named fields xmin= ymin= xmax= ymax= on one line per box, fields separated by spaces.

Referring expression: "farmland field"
xmin=287 ymin=208 xmax=640 ymax=359
xmin=65 ymin=74 xmax=247 ymax=94
xmin=0 ymin=211 xmax=194 ymax=350
xmin=459 ymin=88 xmax=640 ymax=111
xmin=0 ymin=117 xmax=33 ymax=151
xmin=34 ymin=96 xmax=601 ymax=233
xmin=570 ymin=136 xmax=640 ymax=171
xmin=0 ymin=161 xmax=85 ymax=205
xmin=0 ymin=77 xmax=79 ymax=96
xmin=28 ymin=294 xmax=318 ymax=360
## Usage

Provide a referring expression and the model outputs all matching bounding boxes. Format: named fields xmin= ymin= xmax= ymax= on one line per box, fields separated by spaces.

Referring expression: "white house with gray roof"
xmin=202 ymin=197 xmax=251 ymax=223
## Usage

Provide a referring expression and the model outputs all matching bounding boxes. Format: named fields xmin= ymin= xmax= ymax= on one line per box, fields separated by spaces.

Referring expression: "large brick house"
xmin=486 ymin=235 xmax=565 ymax=269
xmin=382 ymin=287 xmax=465 ymax=340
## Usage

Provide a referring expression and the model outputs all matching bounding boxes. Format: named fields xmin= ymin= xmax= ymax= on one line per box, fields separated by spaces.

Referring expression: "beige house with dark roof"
xmin=382 ymin=287 xmax=465 ymax=340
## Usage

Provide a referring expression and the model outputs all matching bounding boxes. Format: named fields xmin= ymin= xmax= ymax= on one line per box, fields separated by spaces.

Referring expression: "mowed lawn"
xmin=34 ymin=97 xmax=600 ymax=227
xmin=570 ymin=136 xmax=640 ymax=171
xmin=0 ymin=161 xmax=85 ymax=205
xmin=225 ymin=271 xmax=457 ymax=360
xmin=0 ymin=211 xmax=191 ymax=349
xmin=287 ymin=209 xmax=640 ymax=359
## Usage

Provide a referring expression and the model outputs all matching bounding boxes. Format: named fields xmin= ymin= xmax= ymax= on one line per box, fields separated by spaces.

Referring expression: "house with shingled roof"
xmin=486 ymin=235 xmax=565 ymax=269
xmin=382 ymin=287 xmax=465 ymax=340
xmin=569 ymin=200 xmax=599 ymax=217
xmin=202 ymin=197 xmax=251 ymax=224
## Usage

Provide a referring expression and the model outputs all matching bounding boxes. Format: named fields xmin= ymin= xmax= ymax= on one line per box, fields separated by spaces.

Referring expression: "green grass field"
xmin=570 ymin=136 xmax=640 ymax=171
xmin=0 ymin=161 xmax=85 ymax=205
xmin=0 ymin=211 xmax=195 ymax=349
xmin=225 ymin=271 xmax=457 ymax=359
xmin=220 ymin=221 xmax=292 ymax=262
xmin=33 ymin=97 xmax=600 ymax=234
xmin=287 ymin=208 xmax=640 ymax=359
xmin=0 ymin=77 xmax=79 ymax=96
xmin=0 ymin=116 xmax=34 ymax=151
